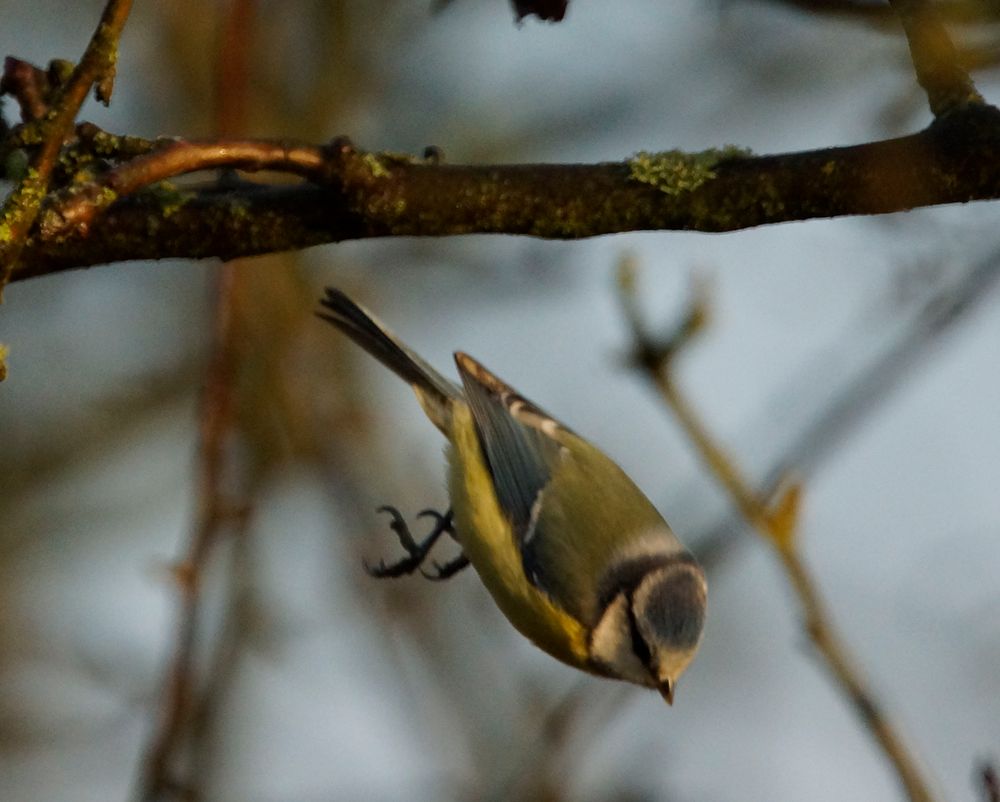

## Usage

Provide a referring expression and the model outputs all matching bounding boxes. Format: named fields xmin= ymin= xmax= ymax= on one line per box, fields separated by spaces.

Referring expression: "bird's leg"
xmin=418 ymin=507 xmax=470 ymax=579
xmin=365 ymin=506 xmax=468 ymax=580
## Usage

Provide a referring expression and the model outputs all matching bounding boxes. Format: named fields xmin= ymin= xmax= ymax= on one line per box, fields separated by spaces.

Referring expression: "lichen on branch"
xmin=628 ymin=146 xmax=753 ymax=197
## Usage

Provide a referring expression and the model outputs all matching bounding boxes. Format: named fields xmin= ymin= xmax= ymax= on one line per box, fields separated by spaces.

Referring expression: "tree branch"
xmin=617 ymin=260 xmax=938 ymax=802
xmin=3 ymin=100 xmax=1000 ymax=281
xmin=0 ymin=0 xmax=132 ymax=293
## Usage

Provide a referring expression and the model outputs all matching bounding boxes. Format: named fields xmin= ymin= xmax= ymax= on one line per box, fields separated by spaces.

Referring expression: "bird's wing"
xmin=453 ymin=352 xmax=567 ymax=543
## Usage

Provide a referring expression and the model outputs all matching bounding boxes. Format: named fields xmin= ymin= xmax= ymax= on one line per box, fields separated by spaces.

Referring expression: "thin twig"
xmin=888 ymin=0 xmax=984 ymax=115
xmin=0 ymin=0 xmax=133 ymax=293
xmin=617 ymin=258 xmax=937 ymax=802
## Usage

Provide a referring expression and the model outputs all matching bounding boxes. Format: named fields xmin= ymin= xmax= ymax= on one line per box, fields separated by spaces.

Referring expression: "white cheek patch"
xmin=588 ymin=594 xmax=653 ymax=688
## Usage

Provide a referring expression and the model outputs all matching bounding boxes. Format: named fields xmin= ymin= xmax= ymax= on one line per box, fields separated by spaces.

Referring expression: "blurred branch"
xmin=616 ymin=258 xmax=937 ymax=802
xmin=2 ymin=65 xmax=1000 ymax=278
xmin=0 ymin=0 xmax=133 ymax=294
xmin=137 ymin=5 xmax=258 ymax=798
xmin=493 ymin=682 xmax=592 ymax=801
xmin=683 ymin=246 xmax=1000 ymax=570
xmin=888 ymin=0 xmax=984 ymax=115
xmin=981 ymin=762 xmax=1000 ymax=802
xmin=762 ymin=0 xmax=899 ymax=23
xmin=748 ymin=0 xmax=1000 ymax=94
xmin=136 ymin=264 xmax=251 ymax=802
xmin=0 ymin=368 xmax=197 ymax=553
xmin=754 ymin=0 xmax=1000 ymax=26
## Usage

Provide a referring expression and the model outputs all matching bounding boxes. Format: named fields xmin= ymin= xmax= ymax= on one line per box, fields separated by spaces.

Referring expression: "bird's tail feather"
xmin=317 ymin=288 xmax=458 ymax=431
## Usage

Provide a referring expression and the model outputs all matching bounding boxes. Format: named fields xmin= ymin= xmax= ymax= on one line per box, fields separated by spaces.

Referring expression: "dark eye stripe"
xmin=625 ymin=593 xmax=653 ymax=669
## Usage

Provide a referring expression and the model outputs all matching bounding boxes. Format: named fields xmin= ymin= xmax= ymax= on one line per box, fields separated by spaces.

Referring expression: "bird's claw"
xmin=365 ymin=506 xmax=468 ymax=580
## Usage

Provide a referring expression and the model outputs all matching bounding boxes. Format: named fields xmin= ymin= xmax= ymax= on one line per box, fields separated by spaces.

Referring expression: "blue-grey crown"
xmin=639 ymin=566 xmax=706 ymax=650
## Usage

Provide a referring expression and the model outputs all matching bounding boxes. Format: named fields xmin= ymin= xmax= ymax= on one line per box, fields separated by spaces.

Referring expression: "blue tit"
xmin=317 ymin=288 xmax=706 ymax=704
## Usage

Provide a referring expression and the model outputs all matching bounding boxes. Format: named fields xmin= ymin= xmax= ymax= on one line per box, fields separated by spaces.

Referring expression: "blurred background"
xmin=2 ymin=0 xmax=999 ymax=800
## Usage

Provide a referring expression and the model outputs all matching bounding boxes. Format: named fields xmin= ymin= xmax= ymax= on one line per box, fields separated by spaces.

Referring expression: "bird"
xmin=317 ymin=288 xmax=706 ymax=704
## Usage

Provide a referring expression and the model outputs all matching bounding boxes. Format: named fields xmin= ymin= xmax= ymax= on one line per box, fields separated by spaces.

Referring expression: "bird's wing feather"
xmin=453 ymin=352 xmax=566 ymax=539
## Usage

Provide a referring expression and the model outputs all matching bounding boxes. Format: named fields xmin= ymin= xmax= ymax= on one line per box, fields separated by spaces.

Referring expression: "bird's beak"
xmin=658 ymin=680 xmax=674 ymax=706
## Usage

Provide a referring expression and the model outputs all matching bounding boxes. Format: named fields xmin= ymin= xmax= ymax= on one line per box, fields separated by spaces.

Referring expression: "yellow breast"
xmin=445 ymin=403 xmax=591 ymax=670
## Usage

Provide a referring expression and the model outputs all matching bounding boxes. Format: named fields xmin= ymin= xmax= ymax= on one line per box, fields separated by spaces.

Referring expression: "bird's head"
xmin=589 ymin=553 xmax=707 ymax=704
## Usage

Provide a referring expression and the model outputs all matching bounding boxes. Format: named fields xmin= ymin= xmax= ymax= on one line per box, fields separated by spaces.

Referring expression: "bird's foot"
xmin=364 ymin=506 xmax=468 ymax=580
